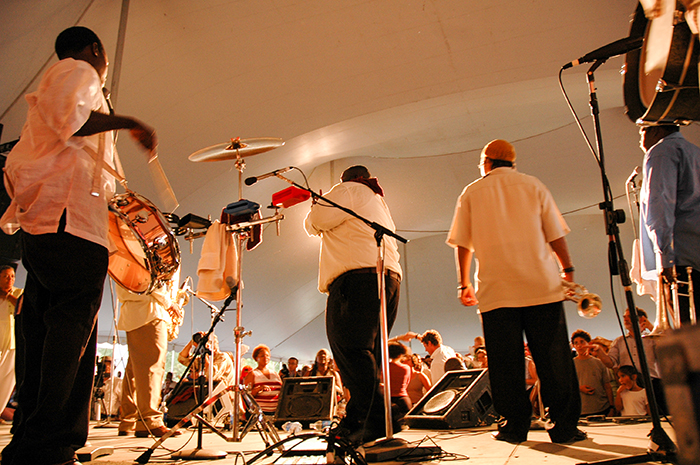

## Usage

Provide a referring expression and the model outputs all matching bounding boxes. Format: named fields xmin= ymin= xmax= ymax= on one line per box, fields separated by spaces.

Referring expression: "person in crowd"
xmin=178 ymin=332 xmax=234 ymax=387
xmin=300 ymin=365 xmax=312 ymax=377
xmin=474 ymin=348 xmax=488 ymax=369
xmin=240 ymin=366 xmax=253 ymax=385
xmin=637 ymin=124 xmax=700 ymax=324
xmin=0 ymin=265 xmax=22 ymax=422
xmin=571 ymin=330 xmax=614 ymax=417
xmin=0 ymin=26 xmax=157 ymax=465
xmin=470 ymin=336 xmax=485 ymax=356
xmin=444 ymin=357 xmax=466 ymax=372
xmin=407 ymin=354 xmax=431 ymax=405
xmin=279 ymin=357 xmax=301 ymax=379
xmin=615 ymin=365 xmax=649 ymax=417
xmin=388 ymin=342 xmax=412 ymax=421
xmin=448 ymin=139 xmax=584 ymax=444
xmin=115 ymin=275 xmax=181 ymax=438
xmin=162 ymin=372 xmax=177 ymax=399
xmin=305 ymin=165 xmax=402 ymax=445
xmin=244 ymin=344 xmax=282 ymax=415
xmin=417 ymin=329 xmax=456 ymax=384
xmin=310 ymin=349 xmax=344 ymax=401
xmin=588 ymin=307 xmax=665 ymax=414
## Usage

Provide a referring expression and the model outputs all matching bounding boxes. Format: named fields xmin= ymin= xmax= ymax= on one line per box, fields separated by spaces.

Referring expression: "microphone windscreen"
xmin=244 ymin=177 xmax=257 ymax=186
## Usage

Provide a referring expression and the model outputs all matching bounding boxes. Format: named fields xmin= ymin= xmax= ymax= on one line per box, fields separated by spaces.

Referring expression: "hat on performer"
xmin=481 ymin=139 xmax=516 ymax=162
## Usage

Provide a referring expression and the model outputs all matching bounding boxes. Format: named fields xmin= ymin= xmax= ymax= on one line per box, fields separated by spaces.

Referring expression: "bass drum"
xmin=108 ymin=191 xmax=180 ymax=294
xmin=624 ymin=1 xmax=700 ymax=125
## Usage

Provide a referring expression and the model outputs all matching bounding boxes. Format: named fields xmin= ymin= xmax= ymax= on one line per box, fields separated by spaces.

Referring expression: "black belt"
xmin=344 ymin=267 xmax=401 ymax=282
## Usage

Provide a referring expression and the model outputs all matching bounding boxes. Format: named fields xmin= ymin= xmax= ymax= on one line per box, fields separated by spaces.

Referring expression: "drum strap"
xmin=84 ymin=132 xmax=127 ymax=195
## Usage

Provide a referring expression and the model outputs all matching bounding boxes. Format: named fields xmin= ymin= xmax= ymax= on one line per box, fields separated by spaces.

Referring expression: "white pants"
xmin=0 ymin=348 xmax=15 ymax=410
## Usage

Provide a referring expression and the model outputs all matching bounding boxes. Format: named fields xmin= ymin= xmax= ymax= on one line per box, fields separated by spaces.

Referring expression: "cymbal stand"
xmin=572 ymin=59 xmax=676 ymax=465
xmin=225 ymin=213 xmax=283 ymax=442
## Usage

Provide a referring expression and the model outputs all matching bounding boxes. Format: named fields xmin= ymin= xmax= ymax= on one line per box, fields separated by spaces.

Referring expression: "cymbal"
xmin=188 ymin=137 xmax=285 ymax=162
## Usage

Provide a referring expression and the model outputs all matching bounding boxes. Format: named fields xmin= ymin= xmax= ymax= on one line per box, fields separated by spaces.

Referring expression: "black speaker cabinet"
xmin=657 ymin=325 xmax=700 ymax=465
xmin=404 ymin=369 xmax=498 ymax=429
xmin=274 ymin=376 xmax=335 ymax=426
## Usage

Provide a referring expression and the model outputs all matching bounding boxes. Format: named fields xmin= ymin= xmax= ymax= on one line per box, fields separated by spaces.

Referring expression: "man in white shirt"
xmin=305 ymin=165 xmax=402 ymax=446
xmin=418 ymin=330 xmax=456 ymax=384
xmin=1 ymin=27 xmax=156 ymax=465
xmin=448 ymin=140 xmax=583 ymax=445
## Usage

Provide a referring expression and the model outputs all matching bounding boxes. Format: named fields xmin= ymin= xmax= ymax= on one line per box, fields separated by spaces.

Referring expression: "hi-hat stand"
xmin=571 ymin=59 xmax=676 ymax=465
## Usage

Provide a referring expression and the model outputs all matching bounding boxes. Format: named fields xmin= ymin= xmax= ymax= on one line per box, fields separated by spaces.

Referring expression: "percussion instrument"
xmin=108 ymin=191 xmax=181 ymax=294
xmin=624 ymin=1 xmax=700 ymax=124
xmin=188 ymin=137 xmax=285 ymax=162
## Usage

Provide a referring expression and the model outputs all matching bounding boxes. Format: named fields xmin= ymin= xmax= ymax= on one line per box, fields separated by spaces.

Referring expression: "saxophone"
xmin=167 ymin=277 xmax=191 ymax=341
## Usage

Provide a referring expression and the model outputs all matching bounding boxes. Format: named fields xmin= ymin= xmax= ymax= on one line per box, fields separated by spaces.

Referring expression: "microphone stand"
xmin=161 ymin=297 xmax=234 ymax=461
xmin=275 ymin=174 xmax=430 ymax=460
xmin=574 ymin=59 xmax=676 ymax=465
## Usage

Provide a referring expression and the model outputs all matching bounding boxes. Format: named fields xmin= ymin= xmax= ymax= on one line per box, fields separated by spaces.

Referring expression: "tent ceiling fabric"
xmin=2 ymin=0 xmax=700 ymax=362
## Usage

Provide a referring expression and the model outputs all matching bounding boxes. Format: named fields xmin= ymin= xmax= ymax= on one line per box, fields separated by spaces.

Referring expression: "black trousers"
xmin=325 ymin=271 xmax=400 ymax=434
xmin=2 ymin=227 xmax=108 ymax=465
xmin=481 ymin=301 xmax=581 ymax=441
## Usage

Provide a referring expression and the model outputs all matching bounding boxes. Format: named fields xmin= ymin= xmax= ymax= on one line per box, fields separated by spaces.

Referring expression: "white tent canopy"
xmin=2 ymin=0 xmax=699 ymax=363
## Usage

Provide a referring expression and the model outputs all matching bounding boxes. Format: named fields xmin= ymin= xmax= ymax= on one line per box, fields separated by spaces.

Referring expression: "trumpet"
xmin=562 ymin=280 xmax=603 ymax=319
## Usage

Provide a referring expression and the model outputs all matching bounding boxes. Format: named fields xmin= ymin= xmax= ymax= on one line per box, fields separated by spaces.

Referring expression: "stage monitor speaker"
xmin=274 ymin=376 xmax=335 ymax=427
xmin=657 ymin=325 xmax=700 ymax=465
xmin=404 ymin=369 xmax=498 ymax=429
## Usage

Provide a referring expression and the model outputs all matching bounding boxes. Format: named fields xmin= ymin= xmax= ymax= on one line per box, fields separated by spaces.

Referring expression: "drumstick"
xmin=148 ymin=150 xmax=179 ymax=213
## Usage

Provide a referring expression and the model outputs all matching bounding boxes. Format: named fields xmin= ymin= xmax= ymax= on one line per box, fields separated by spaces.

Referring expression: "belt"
xmin=344 ymin=267 xmax=401 ymax=282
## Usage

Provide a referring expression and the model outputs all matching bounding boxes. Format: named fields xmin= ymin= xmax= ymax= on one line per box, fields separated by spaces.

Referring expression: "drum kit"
xmin=108 ymin=136 xmax=288 ymax=458
xmin=107 ymin=136 xmax=285 ymax=296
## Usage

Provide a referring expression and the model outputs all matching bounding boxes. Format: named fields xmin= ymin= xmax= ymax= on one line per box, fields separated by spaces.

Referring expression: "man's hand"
xmin=580 ymin=385 xmax=595 ymax=395
xmin=460 ymin=285 xmax=478 ymax=307
xmin=128 ymin=120 xmax=158 ymax=154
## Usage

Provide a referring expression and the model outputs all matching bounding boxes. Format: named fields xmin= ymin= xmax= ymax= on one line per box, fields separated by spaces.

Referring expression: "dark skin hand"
xmin=74 ymin=111 xmax=157 ymax=156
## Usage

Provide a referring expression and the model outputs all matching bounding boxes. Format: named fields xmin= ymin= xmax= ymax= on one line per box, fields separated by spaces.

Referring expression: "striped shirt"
xmin=251 ymin=369 xmax=282 ymax=413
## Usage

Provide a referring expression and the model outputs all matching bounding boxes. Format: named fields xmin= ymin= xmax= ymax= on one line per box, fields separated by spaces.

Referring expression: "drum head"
xmin=108 ymin=192 xmax=180 ymax=294
xmin=108 ymin=207 xmax=151 ymax=294
xmin=624 ymin=1 xmax=700 ymax=124
xmin=423 ymin=389 xmax=457 ymax=414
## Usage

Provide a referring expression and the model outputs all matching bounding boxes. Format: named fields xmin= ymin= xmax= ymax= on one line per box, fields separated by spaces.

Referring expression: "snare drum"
xmin=108 ymin=191 xmax=180 ymax=294
xmin=624 ymin=1 xmax=700 ymax=125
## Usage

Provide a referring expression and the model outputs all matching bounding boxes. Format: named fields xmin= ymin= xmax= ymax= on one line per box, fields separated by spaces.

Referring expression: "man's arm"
xmin=304 ymin=184 xmax=352 ymax=235
xmin=455 ymin=246 xmax=477 ymax=306
xmin=549 ymin=236 xmax=574 ymax=283
xmin=588 ymin=343 xmax=614 ymax=368
xmin=643 ymin=149 xmax=678 ymax=273
xmin=74 ymin=111 xmax=157 ymax=153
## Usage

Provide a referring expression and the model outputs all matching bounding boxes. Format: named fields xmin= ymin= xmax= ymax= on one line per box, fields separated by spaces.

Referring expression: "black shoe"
xmin=492 ymin=431 xmax=528 ymax=444
xmin=550 ymin=428 xmax=587 ymax=444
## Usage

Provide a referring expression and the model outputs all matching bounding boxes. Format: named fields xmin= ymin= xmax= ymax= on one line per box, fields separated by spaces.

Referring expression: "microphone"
xmin=244 ymin=167 xmax=293 ymax=186
xmin=223 ymin=276 xmax=238 ymax=307
xmin=562 ymin=36 xmax=643 ymax=69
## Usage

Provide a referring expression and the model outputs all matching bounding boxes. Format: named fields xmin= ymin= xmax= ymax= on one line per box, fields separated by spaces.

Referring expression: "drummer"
xmin=0 ymin=27 xmax=157 ymax=465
